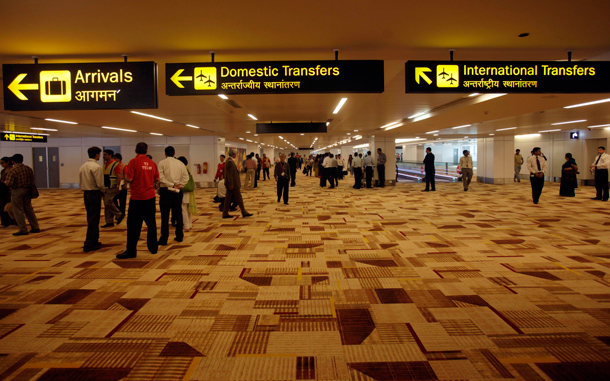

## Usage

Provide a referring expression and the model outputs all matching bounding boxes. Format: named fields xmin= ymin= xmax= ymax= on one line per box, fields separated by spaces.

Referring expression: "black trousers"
xmin=263 ymin=167 xmax=270 ymax=180
xmin=126 ymin=197 xmax=157 ymax=255
xmin=353 ymin=167 xmax=363 ymax=188
xmin=377 ymin=164 xmax=385 ymax=187
xmin=223 ymin=187 xmax=248 ymax=217
xmin=277 ymin=177 xmax=289 ymax=203
xmin=424 ymin=170 xmax=435 ymax=191
xmin=595 ymin=169 xmax=609 ymax=200
xmin=365 ymin=167 xmax=373 ymax=188
xmin=218 ymin=195 xmax=237 ymax=211
xmin=84 ymin=190 xmax=102 ymax=247
xmin=320 ymin=167 xmax=327 ymax=187
xmin=530 ymin=175 xmax=545 ymax=203
xmin=290 ymin=170 xmax=297 ymax=186
xmin=331 ymin=168 xmax=338 ymax=186
xmin=113 ymin=189 xmax=127 ymax=216
xmin=256 ymin=168 xmax=261 ymax=180
xmin=159 ymin=188 xmax=183 ymax=243
xmin=338 ymin=166 xmax=343 ymax=179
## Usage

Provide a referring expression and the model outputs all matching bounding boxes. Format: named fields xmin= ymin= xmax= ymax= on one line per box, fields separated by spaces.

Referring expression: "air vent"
xmin=225 ymin=99 xmax=242 ymax=108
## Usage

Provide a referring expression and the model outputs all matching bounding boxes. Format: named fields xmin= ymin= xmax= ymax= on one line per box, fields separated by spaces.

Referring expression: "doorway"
xmin=32 ymin=147 xmax=60 ymax=189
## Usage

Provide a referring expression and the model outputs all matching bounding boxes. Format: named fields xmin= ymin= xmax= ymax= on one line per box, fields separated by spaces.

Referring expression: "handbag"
xmin=183 ymin=171 xmax=195 ymax=192
xmin=30 ymin=184 xmax=39 ymax=199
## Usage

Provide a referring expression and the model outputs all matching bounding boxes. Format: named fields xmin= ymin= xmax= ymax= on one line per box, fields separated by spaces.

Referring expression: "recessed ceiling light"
xmin=45 ymin=118 xmax=77 ymax=125
xmin=333 ymin=98 xmax=348 ymax=114
xmin=433 ymin=134 xmax=439 ymax=136
xmin=496 ymin=127 xmax=517 ymax=131
xmin=451 ymin=124 xmax=471 ymax=129
xmin=564 ymin=98 xmax=610 ymax=109
xmin=354 ymin=130 xmax=358 ymax=132
xmin=247 ymin=114 xmax=258 ymax=120
xmin=538 ymin=129 xmax=562 ymax=133
xmin=425 ymin=130 xmax=439 ymax=134
xmin=130 ymin=111 xmax=173 ymax=122
xmin=150 ymin=132 xmax=163 ymax=136
xmin=254 ymin=134 xmax=258 ymax=136
xmin=588 ymin=124 xmax=610 ymax=128
xmin=239 ymin=138 xmax=244 ymax=140
xmin=30 ymin=127 xmax=58 ymax=131
xmin=101 ymin=126 xmax=137 ymax=132
xmin=469 ymin=93 xmax=480 ymax=97
xmin=489 ymin=133 xmax=495 ymax=136
xmin=515 ymin=133 xmax=541 ymax=138
xmin=551 ymin=119 xmax=586 ymax=126
xmin=186 ymin=124 xmax=200 ymax=129
xmin=246 ymin=131 xmax=251 ymax=133
xmin=300 ymin=133 xmax=304 ymax=135
xmin=218 ymin=94 xmax=228 ymax=100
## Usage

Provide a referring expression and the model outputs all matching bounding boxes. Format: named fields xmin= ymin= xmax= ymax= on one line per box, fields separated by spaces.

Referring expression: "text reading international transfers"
xmin=464 ymin=64 xmax=595 ymax=76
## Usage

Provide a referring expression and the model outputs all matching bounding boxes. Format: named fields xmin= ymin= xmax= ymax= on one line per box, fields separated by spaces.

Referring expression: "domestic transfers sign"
xmin=3 ymin=62 xmax=157 ymax=111
xmin=166 ymin=60 xmax=384 ymax=95
xmin=406 ymin=61 xmax=610 ymax=93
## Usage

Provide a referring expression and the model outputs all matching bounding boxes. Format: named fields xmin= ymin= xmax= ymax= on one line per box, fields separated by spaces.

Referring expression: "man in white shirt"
xmin=459 ymin=150 xmax=473 ymax=191
xmin=363 ymin=151 xmax=375 ymax=188
xmin=526 ymin=146 xmax=547 ymax=204
xmin=590 ymin=146 xmax=610 ymax=201
xmin=158 ymin=146 xmax=189 ymax=245
xmin=352 ymin=153 xmax=363 ymax=189
xmin=79 ymin=146 xmax=105 ymax=252
xmin=321 ymin=153 xmax=332 ymax=187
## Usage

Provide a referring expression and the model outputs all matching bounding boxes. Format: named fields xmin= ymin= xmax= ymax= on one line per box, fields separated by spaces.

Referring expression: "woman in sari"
xmin=559 ymin=153 xmax=578 ymax=197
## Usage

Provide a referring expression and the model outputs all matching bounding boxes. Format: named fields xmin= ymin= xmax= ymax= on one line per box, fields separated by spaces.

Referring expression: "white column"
xmin=476 ymin=136 xmax=514 ymax=184
xmin=369 ymin=136 xmax=397 ymax=186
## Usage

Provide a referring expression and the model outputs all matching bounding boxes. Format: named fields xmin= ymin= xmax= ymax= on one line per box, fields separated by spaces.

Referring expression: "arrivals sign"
xmin=166 ymin=60 xmax=384 ymax=95
xmin=1 ymin=132 xmax=47 ymax=143
xmin=3 ymin=62 xmax=157 ymax=111
xmin=406 ymin=61 xmax=610 ymax=93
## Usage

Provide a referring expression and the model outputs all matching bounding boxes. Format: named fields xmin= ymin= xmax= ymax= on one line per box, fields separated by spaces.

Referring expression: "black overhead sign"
xmin=1 ymin=132 xmax=47 ymax=143
xmin=166 ymin=60 xmax=384 ymax=95
xmin=406 ymin=61 xmax=610 ymax=93
xmin=256 ymin=122 xmax=327 ymax=134
xmin=3 ymin=62 xmax=157 ymax=111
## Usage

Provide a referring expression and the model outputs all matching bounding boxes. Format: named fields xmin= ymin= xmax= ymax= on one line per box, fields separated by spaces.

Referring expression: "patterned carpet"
xmin=1 ymin=173 xmax=610 ymax=380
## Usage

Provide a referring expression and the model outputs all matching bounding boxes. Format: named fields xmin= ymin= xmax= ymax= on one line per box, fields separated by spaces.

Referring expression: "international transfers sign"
xmin=166 ymin=61 xmax=384 ymax=95
xmin=406 ymin=61 xmax=610 ymax=93
xmin=3 ymin=62 xmax=158 ymax=111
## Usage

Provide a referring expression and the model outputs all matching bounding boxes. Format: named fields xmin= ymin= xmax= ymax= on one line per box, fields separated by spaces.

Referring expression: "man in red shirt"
xmin=116 ymin=142 xmax=160 ymax=259
xmin=262 ymin=153 xmax=271 ymax=180
xmin=214 ymin=154 xmax=225 ymax=181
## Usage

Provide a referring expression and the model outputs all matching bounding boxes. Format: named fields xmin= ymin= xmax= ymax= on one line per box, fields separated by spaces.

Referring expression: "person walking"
xmin=223 ymin=150 xmax=253 ymax=219
xmin=3 ymin=154 xmax=40 ymax=236
xmin=526 ymin=147 xmax=547 ymax=204
xmin=116 ymin=142 xmax=159 ymax=259
xmin=101 ymin=149 xmax=123 ymax=227
xmin=177 ymin=156 xmax=197 ymax=231
xmin=352 ymin=152 xmax=363 ymax=189
xmin=559 ymin=153 xmax=578 ymax=197
xmin=376 ymin=148 xmax=386 ymax=187
xmin=288 ymin=152 xmax=298 ymax=187
xmin=422 ymin=147 xmax=435 ymax=192
xmin=363 ymin=151 xmax=375 ymax=188
xmin=590 ymin=146 xmax=610 ymax=201
xmin=79 ymin=147 xmax=105 ymax=252
xmin=274 ymin=153 xmax=290 ymax=204
xmin=262 ymin=153 xmax=271 ymax=180
xmin=158 ymin=146 xmax=189 ymax=246
xmin=459 ymin=150 xmax=473 ymax=191
xmin=244 ymin=154 xmax=257 ymax=189
xmin=0 ymin=157 xmax=16 ymax=227
xmin=112 ymin=153 xmax=128 ymax=220
xmin=514 ymin=149 xmax=524 ymax=182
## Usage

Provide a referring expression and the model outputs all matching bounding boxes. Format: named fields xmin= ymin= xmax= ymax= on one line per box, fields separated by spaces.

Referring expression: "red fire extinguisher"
xmin=203 ymin=162 xmax=208 ymax=174
xmin=195 ymin=164 xmax=201 ymax=174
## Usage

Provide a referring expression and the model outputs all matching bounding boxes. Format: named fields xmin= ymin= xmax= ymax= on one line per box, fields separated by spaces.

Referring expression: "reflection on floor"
xmin=1 ymin=174 xmax=610 ymax=380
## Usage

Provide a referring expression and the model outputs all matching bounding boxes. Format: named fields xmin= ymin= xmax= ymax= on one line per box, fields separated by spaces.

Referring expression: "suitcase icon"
xmin=45 ymin=78 xmax=66 ymax=96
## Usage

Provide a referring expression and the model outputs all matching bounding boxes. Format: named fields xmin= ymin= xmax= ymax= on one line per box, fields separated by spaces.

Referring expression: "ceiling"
xmin=1 ymin=0 xmax=610 ymax=150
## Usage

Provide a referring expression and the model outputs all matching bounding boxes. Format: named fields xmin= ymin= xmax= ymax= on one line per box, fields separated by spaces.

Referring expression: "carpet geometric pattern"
xmin=1 ymin=173 xmax=610 ymax=380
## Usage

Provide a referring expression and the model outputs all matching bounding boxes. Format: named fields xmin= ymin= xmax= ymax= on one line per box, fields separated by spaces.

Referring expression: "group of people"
xmin=78 ymin=143 xmax=198 ymax=258
xmin=514 ymin=146 xmax=609 ymax=204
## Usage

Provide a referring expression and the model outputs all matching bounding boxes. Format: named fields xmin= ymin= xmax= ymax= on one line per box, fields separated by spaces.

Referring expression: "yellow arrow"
xmin=170 ymin=69 xmax=193 ymax=89
xmin=3 ymin=134 xmax=9 ymax=140
xmin=415 ymin=67 xmax=433 ymax=85
xmin=8 ymin=73 xmax=39 ymax=100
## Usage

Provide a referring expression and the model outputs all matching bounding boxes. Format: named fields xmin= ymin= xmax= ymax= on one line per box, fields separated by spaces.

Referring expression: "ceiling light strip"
xmin=130 ymin=111 xmax=173 ymax=122
xmin=102 ymin=126 xmax=137 ymax=133
xmin=45 ymin=118 xmax=77 ymax=125
xmin=564 ymin=98 xmax=610 ymax=109
xmin=333 ymin=98 xmax=348 ymax=114
xmin=551 ymin=119 xmax=587 ymax=126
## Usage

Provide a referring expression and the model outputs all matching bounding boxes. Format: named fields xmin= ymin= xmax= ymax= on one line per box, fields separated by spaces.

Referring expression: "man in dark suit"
xmin=287 ymin=152 xmax=298 ymax=187
xmin=223 ymin=150 xmax=253 ymax=219
xmin=422 ymin=147 xmax=435 ymax=192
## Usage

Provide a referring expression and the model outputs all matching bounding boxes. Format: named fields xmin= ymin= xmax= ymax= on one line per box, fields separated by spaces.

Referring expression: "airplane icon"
xmin=446 ymin=74 xmax=457 ymax=84
xmin=196 ymin=70 xmax=207 ymax=82
xmin=204 ymin=77 xmax=215 ymax=87
xmin=438 ymin=67 xmax=449 ymax=79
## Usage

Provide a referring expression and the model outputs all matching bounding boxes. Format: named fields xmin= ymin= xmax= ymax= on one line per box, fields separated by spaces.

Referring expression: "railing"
xmin=396 ymin=161 xmax=477 ymax=183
